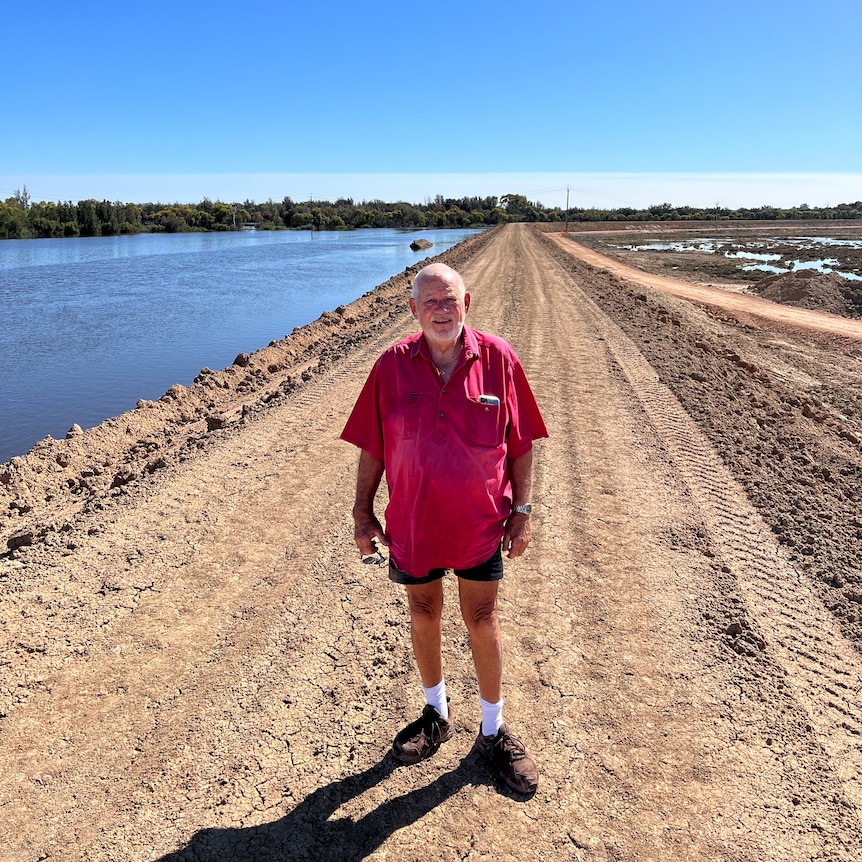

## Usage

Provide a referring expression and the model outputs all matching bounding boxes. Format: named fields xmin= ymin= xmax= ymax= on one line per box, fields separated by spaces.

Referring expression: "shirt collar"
xmin=411 ymin=325 xmax=479 ymax=362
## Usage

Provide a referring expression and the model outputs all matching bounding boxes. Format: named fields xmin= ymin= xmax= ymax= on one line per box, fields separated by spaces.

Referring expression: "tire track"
xmin=535 ymin=228 xmax=862 ymax=809
xmin=456 ymin=225 xmax=862 ymax=859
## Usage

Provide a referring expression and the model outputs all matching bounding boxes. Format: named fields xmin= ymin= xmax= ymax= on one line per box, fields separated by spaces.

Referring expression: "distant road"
xmin=547 ymin=232 xmax=862 ymax=342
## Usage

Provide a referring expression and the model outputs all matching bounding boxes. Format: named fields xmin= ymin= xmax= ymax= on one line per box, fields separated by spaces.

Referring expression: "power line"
xmin=0 ymin=186 xmax=112 ymax=203
xmin=517 ymin=183 xmax=648 ymax=209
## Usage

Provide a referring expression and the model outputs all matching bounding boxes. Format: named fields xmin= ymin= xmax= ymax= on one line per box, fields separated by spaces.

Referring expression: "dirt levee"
xmin=1 ymin=224 xmax=861 ymax=861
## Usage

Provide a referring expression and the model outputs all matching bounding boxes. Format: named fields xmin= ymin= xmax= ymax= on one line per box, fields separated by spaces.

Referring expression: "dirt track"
xmin=2 ymin=224 xmax=862 ymax=861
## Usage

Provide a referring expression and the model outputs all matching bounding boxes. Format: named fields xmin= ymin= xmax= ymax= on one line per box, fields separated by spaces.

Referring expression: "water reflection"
xmin=725 ymin=251 xmax=782 ymax=262
xmin=612 ymin=235 xmax=862 ymax=281
xmin=743 ymin=260 xmax=862 ymax=280
xmin=0 ymin=228 xmax=482 ymax=462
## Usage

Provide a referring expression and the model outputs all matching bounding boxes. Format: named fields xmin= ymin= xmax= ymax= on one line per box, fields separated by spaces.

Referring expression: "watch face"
xmin=515 ymin=504 xmax=532 ymax=515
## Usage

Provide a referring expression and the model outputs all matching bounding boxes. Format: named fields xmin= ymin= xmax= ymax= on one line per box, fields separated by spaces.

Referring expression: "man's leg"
xmin=459 ymin=577 xmax=539 ymax=795
xmin=457 ymin=579 xmax=502 ymax=704
xmin=392 ymin=579 xmax=452 ymax=764
xmin=405 ymin=579 xmax=445 ymax=688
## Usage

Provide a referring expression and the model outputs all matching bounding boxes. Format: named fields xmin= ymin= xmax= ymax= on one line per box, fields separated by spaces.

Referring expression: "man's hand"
xmin=503 ymin=512 xmax=531 ymax=559
xmin=351 ymin=450 xmax=388 ymax=558
xmin=353 ymin=512 xmax=389 ymax=558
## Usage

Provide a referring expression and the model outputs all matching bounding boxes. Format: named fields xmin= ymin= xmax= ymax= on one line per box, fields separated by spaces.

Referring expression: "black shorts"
xmin=388 ymin=544 xmax=504 ymax=586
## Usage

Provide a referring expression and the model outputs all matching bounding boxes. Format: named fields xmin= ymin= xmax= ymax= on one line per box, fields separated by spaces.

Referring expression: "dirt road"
xmin=2 ymin=224 xmax=861 ymax=861
xmin=545 ymin=233 xmax=862 ymax=344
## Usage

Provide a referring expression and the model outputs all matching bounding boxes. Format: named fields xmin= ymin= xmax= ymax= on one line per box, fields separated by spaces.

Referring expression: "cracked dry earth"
xmin=2 ymin=223 xmax=862 ymax=861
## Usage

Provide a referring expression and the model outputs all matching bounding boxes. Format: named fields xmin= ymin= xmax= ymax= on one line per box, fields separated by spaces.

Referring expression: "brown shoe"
xmin=392 ymin=704 xmax=453 ymax=764
xmin=472 ymin=723 xmax=539 ymax=795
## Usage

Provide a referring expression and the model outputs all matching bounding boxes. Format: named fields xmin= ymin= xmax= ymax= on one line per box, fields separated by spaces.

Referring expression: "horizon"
xmin=4 ymin=172 xmax=862 ymax=213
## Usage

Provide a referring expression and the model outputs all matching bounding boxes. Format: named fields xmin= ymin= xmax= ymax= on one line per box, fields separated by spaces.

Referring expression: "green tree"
xmin=76 ymin=200 xmax=101 ymax=236
xmin=500 ymin=193 xmax=540 ymax=221
xmin=351 ymin=207 xmax=372 ymax=228
xmin=0 ymin=202 xmax=28 ymax=238
xmin=211 ymin=202 xmax=235 ymax=229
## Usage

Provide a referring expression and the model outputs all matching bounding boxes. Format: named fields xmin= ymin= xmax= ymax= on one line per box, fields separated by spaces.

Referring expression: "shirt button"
xmin=439 ymin=411 xmax=445 ymax=417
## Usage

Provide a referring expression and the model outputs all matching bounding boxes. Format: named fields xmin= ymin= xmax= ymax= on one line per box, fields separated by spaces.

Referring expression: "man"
xmin=341 ymin=262 xmax=548 ymax=794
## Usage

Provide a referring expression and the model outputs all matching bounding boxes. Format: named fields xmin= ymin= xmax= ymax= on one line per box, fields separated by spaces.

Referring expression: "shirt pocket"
xmin=466 ymin=397 xmax=505 ymax=448
xmin=383 ymin=392 xmax=422 ymax=440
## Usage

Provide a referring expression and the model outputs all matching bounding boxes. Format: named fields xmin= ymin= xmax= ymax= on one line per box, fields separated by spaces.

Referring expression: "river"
xmin=0 ymin=227 xmax=482 ymax=463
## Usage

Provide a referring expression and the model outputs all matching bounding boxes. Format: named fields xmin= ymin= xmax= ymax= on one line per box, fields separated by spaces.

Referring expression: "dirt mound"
xmin=751 ymin=270 xmax=852 ymax=316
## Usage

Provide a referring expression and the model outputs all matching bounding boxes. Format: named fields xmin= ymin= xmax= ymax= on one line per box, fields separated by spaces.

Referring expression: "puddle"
xmin=612 ymin=235 xmax=862 ymax=281
xmin=795 ymin=236 xmax=862 ymax=249
xmin=743 ymin=262 xmax=862 ymax=281
xmin=617 ymin=240 xmax=715 ymax=253
xmin=725 ymin=251 xmax=782 ymax=262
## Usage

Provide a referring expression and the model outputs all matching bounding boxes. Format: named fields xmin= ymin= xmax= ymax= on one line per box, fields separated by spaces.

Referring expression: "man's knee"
xmin=406 ymin=586 xmax=443 ymax=622
xmin=462 ymin=596 xmax=499 ymax=631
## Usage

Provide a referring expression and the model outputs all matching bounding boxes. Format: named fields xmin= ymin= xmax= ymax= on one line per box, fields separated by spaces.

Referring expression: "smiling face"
xmin=409 ymin=264 xmax=471 ymax=351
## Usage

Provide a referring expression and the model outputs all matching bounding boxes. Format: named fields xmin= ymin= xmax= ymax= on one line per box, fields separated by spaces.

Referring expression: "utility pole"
xmin=564 ymin=185 xmax=570 ymax=234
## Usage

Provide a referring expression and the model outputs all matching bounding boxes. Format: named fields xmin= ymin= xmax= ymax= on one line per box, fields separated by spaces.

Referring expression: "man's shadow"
xmin=156 ymin=751 xmax=494 ymax=861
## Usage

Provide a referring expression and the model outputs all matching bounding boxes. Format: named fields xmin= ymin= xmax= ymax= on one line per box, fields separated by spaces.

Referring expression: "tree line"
xmin=2 ymin=186 xmax=860 ymax=240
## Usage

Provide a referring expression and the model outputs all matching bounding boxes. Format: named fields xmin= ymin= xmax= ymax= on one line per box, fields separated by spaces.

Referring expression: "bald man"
xmin=341 ymin=263 xmax=548 ymax=795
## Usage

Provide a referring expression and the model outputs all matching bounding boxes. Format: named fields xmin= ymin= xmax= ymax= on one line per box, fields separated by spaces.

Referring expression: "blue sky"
xmin=2 ymin=0 xmax=860 ymax=209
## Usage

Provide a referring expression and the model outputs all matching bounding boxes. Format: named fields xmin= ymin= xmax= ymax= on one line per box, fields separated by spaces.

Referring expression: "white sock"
xmin=480 ymin=697 xmax=504 ymax=737
xmin=423 ymin=679 xmax=449 ymax=720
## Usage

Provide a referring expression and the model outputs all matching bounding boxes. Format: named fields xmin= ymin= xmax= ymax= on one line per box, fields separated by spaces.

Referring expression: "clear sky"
xmin=2 ymin=0 xmax=860 ymax=210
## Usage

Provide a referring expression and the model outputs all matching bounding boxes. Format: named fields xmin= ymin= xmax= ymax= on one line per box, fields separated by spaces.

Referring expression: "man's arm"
xmin=352 ymin=449 xmax=390 ymax=556
xmin=503 ymin=449 xmax=533 ymax=559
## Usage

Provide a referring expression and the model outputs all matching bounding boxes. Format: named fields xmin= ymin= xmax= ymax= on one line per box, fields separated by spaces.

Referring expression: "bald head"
xmin=411 ymin=263 xmax=466 ymax=301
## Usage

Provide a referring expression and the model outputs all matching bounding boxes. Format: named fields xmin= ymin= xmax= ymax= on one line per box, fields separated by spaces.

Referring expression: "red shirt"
xmin=341 ymin=326 xmax=548 ymax=577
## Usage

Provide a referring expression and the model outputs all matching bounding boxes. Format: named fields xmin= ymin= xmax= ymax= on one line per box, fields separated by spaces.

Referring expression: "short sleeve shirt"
xmin=341 ymin=326 xmax=548 ymax=577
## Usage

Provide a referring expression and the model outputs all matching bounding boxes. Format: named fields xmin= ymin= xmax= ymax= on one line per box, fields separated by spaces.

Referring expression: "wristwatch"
xmin=512 ymin=503 xmax=532 ymax=515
